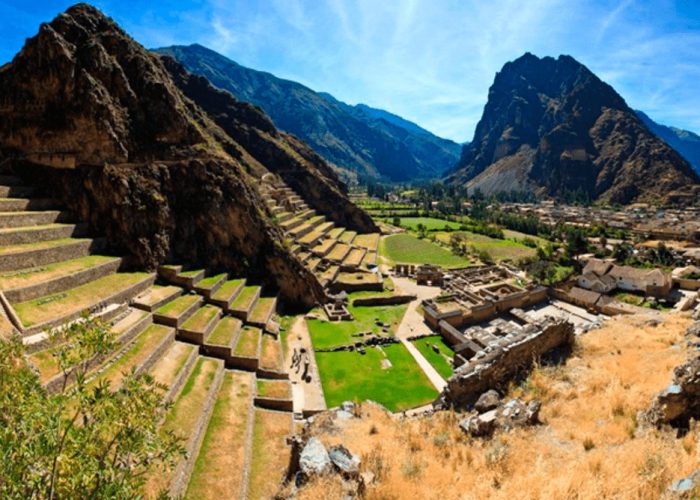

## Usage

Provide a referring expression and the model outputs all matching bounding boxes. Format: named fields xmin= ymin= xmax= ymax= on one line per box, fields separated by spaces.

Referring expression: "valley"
xmin=1 ymin=3 xmax=699 ymax=499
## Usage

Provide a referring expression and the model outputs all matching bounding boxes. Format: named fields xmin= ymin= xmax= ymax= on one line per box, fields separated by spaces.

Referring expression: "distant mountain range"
xmin=155 ymin=44 xmax=461 ymax=182
xmin=635 ymin=111 xmax=700 ymax=175
xmin=446 ymin=53 xmax=699 ymax=205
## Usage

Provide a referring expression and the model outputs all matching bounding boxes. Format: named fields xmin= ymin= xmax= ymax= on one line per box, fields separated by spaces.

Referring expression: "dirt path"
xmin=392 ymin=276 xmax=447 ymax=391
xmin=284 ymin=316 xmax=326 ymax=414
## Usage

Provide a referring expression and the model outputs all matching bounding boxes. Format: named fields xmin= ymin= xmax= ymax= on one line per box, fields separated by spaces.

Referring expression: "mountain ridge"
xmin=154 ymin=43 xmax=461 ymax=182
xmin=636 ymin=110 xmax=700 ymax=175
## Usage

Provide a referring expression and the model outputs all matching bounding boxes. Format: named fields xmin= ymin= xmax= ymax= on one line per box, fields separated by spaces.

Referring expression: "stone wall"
xmin=440 ymin=319 xmax=575 ymax=408
xmin=352 ymin=294 xmax=416 ymax=307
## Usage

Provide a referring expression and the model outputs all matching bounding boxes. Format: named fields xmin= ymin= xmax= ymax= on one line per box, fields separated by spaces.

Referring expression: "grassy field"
xmin=391 ymin=217 xmax=462 ymax=232
xmin=502 ymin=229 xmax=550 ymax=246
xmin=434 ymin=231 xmax=536 ymax=262
xmin=380 ymin=233 xmax=472 ymax=268
xmin=248 ymin=409 xmax=292 ymax=499
xmin=307 ymin=301 xmax=408 ymax=349
xmin=411 ymin=335 xmax=455 ymax=380
xmin=316 ymin=343 xmax=439 ymax=412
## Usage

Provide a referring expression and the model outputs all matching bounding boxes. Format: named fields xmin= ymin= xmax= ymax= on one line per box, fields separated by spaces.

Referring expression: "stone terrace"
xmin=259 ymin=174 xmax=380 ymax=293
xmin=0 ymin=171 xmax=296 ymax=498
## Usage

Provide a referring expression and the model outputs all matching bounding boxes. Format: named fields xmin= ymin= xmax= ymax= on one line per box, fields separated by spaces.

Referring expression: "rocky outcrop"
xmin=0 ymin=3 xmax=375 ymax=306
xmin=642 ymin=320 xmax=700 ymax=429
xmin=459 ymin=393 xmax=541 ymax=438
xmin=447 ymin=53 xmax=699 ymax=205
xmin=155 ymin=44 xmax=461 ymax=181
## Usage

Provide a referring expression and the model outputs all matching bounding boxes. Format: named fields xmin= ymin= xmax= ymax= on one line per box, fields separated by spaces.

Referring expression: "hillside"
xmin=446 ymin=53 xmax=699 ymax=204
xmin=0 ymin=3 xmax=375 ymax=306
xmin=155 ymin=44 xmax=460 ymax=182
xmin=637 ymin=110 xmax=700 ymax=175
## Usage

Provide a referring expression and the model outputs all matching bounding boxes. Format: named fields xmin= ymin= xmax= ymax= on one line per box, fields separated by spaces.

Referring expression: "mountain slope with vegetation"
xmin=155 ymin=44 xmax=461 ymax=182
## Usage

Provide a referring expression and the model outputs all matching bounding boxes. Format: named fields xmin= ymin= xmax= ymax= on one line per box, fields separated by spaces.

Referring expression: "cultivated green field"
xmin=391 ymin=216 xmax=462 ymax=232
xmin=435 ymin=231 xmax=536 ymax=262
xmin=307 ymin=300 xmax=407 ymax=349
xmin=412 ymin=335 xmax=455 ymax=379
xmin=380 ymin=233 xmax=472 ymax=268
xmin=316 ymin=343 xmax=438 ymax=412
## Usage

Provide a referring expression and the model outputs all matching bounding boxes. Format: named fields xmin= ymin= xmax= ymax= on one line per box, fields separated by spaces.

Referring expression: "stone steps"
xmin=14 ymin=272 xmax=156 ymax=335
xmin=306 ymin=257 xmax=321 ymax=273
xmin=0 ymin=237 xmax=105 ymax=272
xmin=362 ymin=251 xmax=378 ymax=268
xmin=132 ymin=284 xmax=184 ymax=312
xmin=327 ymin=242 xmax=351 ymax=263
xmin=153 ymin=294 xmax=204 ymax=328
xmin=178 ymin=304 xmax=222 ymax=344
xmin=0 ymin=222 xmax=89 ymax=246
xmin=311 ymin=238 xmax=337 ymax=257
xmin=338 ymin=230 xmax=357 ymax=244
xmin=253 ymin=378 xmax=293 ymax=410
xmin=327 ymin=227 xmax=345 ymax=240
xmin=245 ymin=409 xmax=294 ymax=499
xmin=0 ymin=198 xmax=59 ymax=212
xmin=144 ymin=357 xmax=225 ymax=499
xmin=247 ymin=296 xmax=277 ymax=329
xmin=88 ymin=323 xmax=175 ymax=389
xmin=258 ymin=333 xmax=285 ymax=375
xmin=148 ymin=340 xmax=199 ymax=403
xmin=0 ymin=210 xmax=71 ymax=229
xmin=279 ymin=215 xmax=305 ymax=231
xmin=202 ymin=315 xmax=243 ymax=361
xmin=228 ymin=285 xmax=261 ymax=321
xmin=320 ymin=265 xmax=340 ymax=287
xmin=209 ymin=278 xmax=246 ymax=310
xmin=0 ymin=255 xmax=123 ymax=303
xmin=27 ymin=307 xmax=152 ymax=391
xmin=342 ymin=247 xmax=367 ymax=269
xmin=184 ymin=370 xmax=255 ymax=499
xmin=193 ymin=272 xmax=228 ymax=298
xmin=230 ymin=325 xmax=262 ymax=371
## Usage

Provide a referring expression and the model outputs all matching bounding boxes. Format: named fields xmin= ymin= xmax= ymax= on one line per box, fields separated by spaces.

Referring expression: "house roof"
xmin=582 ymin=258 xmax=612 ymax=276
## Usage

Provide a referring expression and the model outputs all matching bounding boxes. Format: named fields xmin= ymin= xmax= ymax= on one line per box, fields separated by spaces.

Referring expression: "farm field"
xmin=315 ymin=343 xmax=438 ymax=412
xmin=390 ymin=216 xmax=462 ymax=232
xmin=380 ymin=233 xmax=472 ymax=268
xmin=434 ymin=231 xmax=536 ymax=262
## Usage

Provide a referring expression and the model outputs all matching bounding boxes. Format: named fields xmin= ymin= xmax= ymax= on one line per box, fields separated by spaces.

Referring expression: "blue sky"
xmin=1 ymin=0 xmax=699 ymax=142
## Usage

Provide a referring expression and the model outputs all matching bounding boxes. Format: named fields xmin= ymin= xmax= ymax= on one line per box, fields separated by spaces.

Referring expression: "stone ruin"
xmin=459 ymin=389 xmax=542 ymax=437
xmin=437 ymin=316 xmax=575 ymax=408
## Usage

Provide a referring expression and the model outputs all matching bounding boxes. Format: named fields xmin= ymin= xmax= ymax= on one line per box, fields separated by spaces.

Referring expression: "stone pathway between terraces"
xmin=392 ymin=276 xmax=447 ymax=392
xmin=286 ymin=316 xmax=326 ymax=414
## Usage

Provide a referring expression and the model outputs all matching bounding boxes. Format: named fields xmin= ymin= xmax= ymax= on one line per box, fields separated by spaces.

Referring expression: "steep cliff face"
xmin=447 ymin=53 xmax=699 ymax=204
xmin=155 ymin=44 xmax=460 ymax=181
xmin=0 ymin=3 xmax=373 ymax=306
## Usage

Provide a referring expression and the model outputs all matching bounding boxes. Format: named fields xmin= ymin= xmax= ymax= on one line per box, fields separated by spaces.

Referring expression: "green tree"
xmin=0 ymin=316 xmax=183 ymax=498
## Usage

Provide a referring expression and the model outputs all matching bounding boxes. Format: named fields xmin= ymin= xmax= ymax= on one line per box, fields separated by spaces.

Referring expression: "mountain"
xmin=0 ymin=3 xmax=375 ymax=306
xmin=154 ymin=44 xmax=461 ymax=182
xmin=447 ymin=53 xmax=699 ymax=204
xmin=636 ymin=111 xmax=700 ymax=175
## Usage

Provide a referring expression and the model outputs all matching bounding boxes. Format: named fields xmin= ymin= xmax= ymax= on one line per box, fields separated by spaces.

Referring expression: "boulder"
xmin=299 ymin=437 xmax=332 ymax=476
xmin=475 ymin=390 xmax=500 ymax=413
xmin=328 ymin=445 xmax=361 ymax=477
xmin=460 ymin=410 xmax=497 ymax=437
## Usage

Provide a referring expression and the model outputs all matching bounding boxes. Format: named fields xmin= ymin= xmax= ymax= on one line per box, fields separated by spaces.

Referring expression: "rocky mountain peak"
xmin=448 ymin=53 xmax=698 ymax=204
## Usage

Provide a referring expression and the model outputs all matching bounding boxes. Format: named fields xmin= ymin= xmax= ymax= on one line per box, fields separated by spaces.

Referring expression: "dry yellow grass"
xmin=297 ymin=313 xmax=698 ymax=500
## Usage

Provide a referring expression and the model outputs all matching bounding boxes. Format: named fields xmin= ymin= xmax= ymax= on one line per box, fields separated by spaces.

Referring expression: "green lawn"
xmin=315 ymin=343 xmax=438 ymax=412
xmin=411 ymin=335 xmax=455 ymax=380
xmin=380 ymin=233 xmax=471 ymax=268
xmin=307 ymin=302 xmax=408 ymax=349
xmin=435 ymin=231 xmax=536 ymax=262
xmin=390 ymin=217 xmax=462 ymax=232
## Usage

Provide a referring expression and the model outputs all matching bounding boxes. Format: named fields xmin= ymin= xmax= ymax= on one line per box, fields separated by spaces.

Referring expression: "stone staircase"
xmin=0 ymin=174 xmax=155 ymax=342
xmin=259 ymin=174 xmax=381 ymax=294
